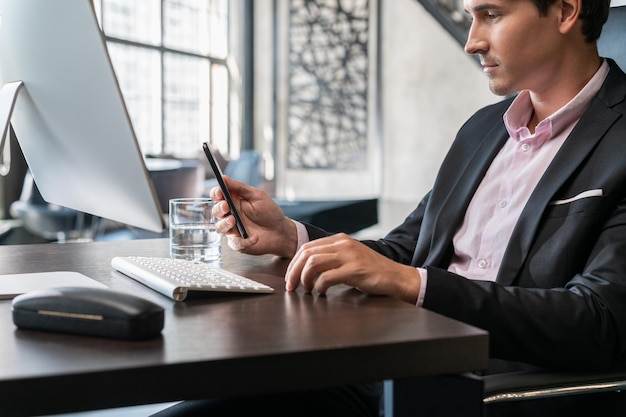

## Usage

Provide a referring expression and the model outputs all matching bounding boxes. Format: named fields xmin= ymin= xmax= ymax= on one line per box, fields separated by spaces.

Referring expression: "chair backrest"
xmin=224 ymin=150 xmax=261 ymax=187
xmin=598 ymin=6 xmax=626 ymax=72
xmin=9 ymin=171 xmax=87 ymax=241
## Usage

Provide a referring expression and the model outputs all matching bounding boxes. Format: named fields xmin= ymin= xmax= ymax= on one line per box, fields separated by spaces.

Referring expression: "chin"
xmin=489 ymin=80 xmax=515 ymax=97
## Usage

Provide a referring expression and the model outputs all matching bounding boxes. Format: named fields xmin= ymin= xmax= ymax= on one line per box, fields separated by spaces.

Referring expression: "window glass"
xmin=107 ymin=43 xmax=162 ymax=155
xmin=101 ymin=0 xmax=161 ymax=45
xmin=163 ymin=53 xmax=211 ymax=158
xmin=212 ymin=64 xmax=230 ymax=154
xmin=95 ymin=0 xmax=236 ymax=158
xmin=163 ymin=0 xmax=229 ymax=58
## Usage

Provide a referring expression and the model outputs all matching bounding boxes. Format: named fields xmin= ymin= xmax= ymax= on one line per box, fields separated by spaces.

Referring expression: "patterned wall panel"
xmin=286 ymin=0 xmax=371 ymax=171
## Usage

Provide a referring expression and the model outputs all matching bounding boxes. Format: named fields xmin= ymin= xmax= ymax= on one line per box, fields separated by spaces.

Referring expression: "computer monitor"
xmin=0 ymin=0 xmax=164 ymax=233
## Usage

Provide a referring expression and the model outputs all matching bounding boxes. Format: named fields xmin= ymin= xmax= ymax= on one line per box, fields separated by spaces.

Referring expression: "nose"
xmin=464 ymin=21 xmax=487 ymax=55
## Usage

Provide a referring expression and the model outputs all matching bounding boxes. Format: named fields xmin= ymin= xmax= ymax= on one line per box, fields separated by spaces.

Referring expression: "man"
xmin=157 ymin=0 xmax=625 ymax=415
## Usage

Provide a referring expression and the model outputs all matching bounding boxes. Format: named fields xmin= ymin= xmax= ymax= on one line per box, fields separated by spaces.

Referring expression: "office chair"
xmin=146 ymin=157 xmax=205 ymax=212
xmin=9 ymin=171 xmax=100 ymax=242
xmin=223 ymin=149 xmax=262 ymax=187
xmin=475 ymin=4 xmax=626 ymax=415
xmin=598 ymin=5 xmax=626 ymax=73
xmin=481 ymin=368 xmax=626 ymax=414
xmin=203 ymin=148 xmax=262 ymax=192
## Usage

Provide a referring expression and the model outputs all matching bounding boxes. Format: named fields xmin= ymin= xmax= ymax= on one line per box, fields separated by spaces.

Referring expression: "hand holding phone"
xmin=202 ymin=142 xmax=249 ymax=238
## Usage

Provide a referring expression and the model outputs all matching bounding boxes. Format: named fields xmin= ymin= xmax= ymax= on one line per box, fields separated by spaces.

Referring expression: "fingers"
xmin=212 ymin=196 xmax=240 ymax=238
xmin=211 ymin=176 xmax=255 ymax=201
xmin=214 ymin=212 xmax=236 ymax=234
xmin=209 ymin=176 xmax=249 ymax=213
xmin=225 ymin=234 xmax=259 ymax=253
xmin=286 ymin=250 xmax=338 ymax=293
xmin=209 ymin=185 xmax=224 ymax=201
xmin=285 ymin=234 xmax=349 ymax=293
xmin=210 ymin=176 xmax=255 ymax=228
xmin=212 ymin=200 xmax=233 ymax=222
xmin=211 ymin=182 xmax=244 ymax=237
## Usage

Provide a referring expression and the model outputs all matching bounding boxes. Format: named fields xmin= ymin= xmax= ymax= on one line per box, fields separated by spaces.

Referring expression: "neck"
xmin=528 ymin=53 xmax=603 ymax=130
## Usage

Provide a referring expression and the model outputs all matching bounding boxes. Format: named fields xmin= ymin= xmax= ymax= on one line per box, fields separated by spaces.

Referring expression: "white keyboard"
xmin=111 ymin=256 xmax=274 ymax=302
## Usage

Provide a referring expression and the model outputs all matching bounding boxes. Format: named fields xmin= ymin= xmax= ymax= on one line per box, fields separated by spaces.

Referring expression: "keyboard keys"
xmin=111 ymin=256 xmax=274 ymax=301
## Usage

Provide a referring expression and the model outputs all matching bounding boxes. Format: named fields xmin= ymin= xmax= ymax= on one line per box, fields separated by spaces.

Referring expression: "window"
xmin=93 ymin=0 xmax=239 ymax=159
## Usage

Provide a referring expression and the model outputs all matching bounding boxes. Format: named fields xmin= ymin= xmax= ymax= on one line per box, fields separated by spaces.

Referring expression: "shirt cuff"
xmin=416 ymin=267 xmax=428 ymax=307
xmin=291 ymin=219 xmax=310 ymax=251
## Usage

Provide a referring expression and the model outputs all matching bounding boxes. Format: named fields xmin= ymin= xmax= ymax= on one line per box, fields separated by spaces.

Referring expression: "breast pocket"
xmin=546 ymin=190 xmax=604 ymax=218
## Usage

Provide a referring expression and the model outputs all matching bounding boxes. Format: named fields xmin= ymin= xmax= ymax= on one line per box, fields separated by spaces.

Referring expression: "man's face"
xmin=463 ymin=0 xmax=564 ymax=96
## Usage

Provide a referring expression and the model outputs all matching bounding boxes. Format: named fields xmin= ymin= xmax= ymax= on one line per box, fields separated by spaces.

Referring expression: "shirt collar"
xmin=503 ymin=59 xmax=610 ymax=146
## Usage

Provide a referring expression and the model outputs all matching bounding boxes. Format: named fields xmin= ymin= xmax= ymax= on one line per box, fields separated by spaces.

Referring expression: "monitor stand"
xmin=0 ymin=80 xmax=24 ymax=167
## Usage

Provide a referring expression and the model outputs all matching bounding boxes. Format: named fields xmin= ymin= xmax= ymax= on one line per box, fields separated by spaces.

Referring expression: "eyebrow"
xmin=465 ymin=3 xmax=503 ymax=14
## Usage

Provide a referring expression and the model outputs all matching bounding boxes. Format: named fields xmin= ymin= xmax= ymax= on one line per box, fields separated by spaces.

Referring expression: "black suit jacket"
xmin=306 ymin=59 xmax=626 ymax=371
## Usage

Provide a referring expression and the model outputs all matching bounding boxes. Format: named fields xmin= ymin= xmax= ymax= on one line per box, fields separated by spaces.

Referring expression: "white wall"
xmin=254 ymin=0 xmax=498 ymax=203
xmin=380 ymin=0 xmax=497 ymax=202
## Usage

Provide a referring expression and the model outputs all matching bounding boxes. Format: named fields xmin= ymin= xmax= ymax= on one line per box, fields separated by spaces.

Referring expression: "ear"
xmin=557 ymin=0 xmax=582 ymax=35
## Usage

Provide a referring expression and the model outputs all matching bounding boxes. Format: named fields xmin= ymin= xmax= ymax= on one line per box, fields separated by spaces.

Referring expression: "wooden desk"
xmin=0 ymin=239 xmax=488 ymax=416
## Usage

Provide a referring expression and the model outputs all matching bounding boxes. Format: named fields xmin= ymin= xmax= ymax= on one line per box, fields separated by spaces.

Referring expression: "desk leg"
xmin=384 ymin=374 xmax=483 ymax=417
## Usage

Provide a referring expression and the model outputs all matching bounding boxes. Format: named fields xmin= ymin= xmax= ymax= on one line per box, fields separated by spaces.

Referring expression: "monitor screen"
xmin=0 ymin=0 xmax=164 ymax=232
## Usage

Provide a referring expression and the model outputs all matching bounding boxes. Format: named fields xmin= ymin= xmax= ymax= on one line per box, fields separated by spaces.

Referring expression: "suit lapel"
xmin=496 ymin=64 xmax=626 ymax=285
xmin=419 ymin=122 xmax=509 ymax=267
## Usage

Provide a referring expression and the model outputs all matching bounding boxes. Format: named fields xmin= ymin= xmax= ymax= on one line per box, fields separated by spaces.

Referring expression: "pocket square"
xmin=549 ymin=189 xmax=603 ymax=206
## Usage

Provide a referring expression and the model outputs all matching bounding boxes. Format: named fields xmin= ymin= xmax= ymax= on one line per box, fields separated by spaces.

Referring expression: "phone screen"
xmin=202 ymin=142 xmax=249 ymax=238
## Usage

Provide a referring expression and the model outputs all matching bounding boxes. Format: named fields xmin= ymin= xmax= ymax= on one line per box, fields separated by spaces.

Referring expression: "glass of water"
xmin=169 ymin=198 xmax=221 ymax=262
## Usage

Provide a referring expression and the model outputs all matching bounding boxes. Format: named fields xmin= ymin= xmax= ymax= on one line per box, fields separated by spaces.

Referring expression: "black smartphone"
xmin=202 ymin=142 xmax=249 ymax=238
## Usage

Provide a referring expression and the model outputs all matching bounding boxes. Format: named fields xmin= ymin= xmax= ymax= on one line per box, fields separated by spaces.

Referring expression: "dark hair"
xmin=532 ymin=0 xmax=610 ymax=43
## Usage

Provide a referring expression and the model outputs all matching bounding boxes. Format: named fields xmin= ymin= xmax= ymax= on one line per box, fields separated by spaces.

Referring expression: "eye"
xmin=465 ymin=7 xmax=502 ymax=23
xmin=483 ymin=9 xmax=502 ymax=21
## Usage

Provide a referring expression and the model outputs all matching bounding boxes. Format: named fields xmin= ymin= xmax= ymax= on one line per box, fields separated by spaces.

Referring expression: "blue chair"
xmin=224 ymin=150 xmax=262 ymax=187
